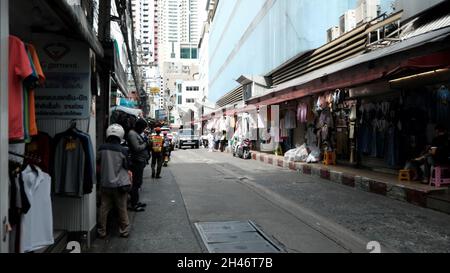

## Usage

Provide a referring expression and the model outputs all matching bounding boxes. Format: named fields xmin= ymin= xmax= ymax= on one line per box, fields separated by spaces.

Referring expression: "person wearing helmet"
xmin=150 ymin=127 xmax=164 ymax=178
xmin=127 ymin=118 xmax=150 ymax=212
xmin=97 ymin=124 xmax=132 ymax=238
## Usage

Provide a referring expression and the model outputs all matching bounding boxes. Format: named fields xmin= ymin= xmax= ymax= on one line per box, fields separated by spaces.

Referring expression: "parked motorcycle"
xmin=232 ymin=138 xmax=252 ymax=159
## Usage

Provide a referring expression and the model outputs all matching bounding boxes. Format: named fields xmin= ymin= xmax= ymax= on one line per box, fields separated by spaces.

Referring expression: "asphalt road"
xmin=91 ymin=148 xmax=450 ymax=253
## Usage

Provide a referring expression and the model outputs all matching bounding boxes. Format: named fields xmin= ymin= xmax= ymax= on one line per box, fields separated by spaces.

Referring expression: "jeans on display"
xmin=358 ymin=122 xmax=372 ymax=155
xmin=376 ymin=131 xmax=385 ymax=159
xmin=370 ymin=127 xmax=378 ymax=157
xmin=385 ymin=127 xmax=398 ymax=167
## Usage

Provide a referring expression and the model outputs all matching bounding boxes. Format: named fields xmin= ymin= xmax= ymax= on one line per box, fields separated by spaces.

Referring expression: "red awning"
xmin=406 ymin=50 xmax=450 ymax=69
xmin=387 ymin=49 xmax=450 ymax=76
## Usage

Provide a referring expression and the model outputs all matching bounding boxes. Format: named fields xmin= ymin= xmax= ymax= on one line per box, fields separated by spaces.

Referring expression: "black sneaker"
xmin=133 ymin=205 xmax=145 ymax=212
xmin=156 ymin=176 xmax=162 ymax=179
xmin=120 ymin=233 xmax=129 ymax=238
xmin=137 ymin=202 xmax=147 ymax=208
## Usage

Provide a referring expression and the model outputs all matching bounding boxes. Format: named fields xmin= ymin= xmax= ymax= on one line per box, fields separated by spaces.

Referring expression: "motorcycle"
xmin=232 ymin=138 xmax=252 ymax=159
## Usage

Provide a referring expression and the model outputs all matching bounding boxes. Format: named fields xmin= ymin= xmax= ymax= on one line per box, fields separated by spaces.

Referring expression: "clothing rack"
xmin=8 ymin=151 xmax=42 ymax=163
xmin=68 ymin=119 xmax=90 ymax=133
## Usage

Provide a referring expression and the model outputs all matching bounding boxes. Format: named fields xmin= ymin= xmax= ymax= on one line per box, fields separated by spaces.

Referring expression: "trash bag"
xmin=284 ymin=148 xmax=296 ymax=162
xmin=295 ymin=144 xmax=309 ymax=162
xmin=306 ymin=145 xmax=321 ymax=163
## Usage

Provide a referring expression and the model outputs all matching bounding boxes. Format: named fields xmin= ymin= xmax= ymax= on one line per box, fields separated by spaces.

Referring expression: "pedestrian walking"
xmin=208 ymin=129 xmax=215 ymax=152
xmin=220 ymin=130 xmax=227 ymax=152
xmin=128 ymin=119 xmax=150 ymax=212
xmin=97 ymin=124 xmax=132 ymax=238
xmin=150 ymin=127 xmax=164 ymax=179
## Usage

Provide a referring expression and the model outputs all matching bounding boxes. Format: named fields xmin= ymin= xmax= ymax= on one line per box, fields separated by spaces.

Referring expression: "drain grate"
xmin=194 ymin=221 xmax=284 ymax=253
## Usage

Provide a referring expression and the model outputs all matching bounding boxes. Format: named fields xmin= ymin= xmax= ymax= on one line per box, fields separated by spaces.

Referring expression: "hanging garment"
xmin=53 ymin=128 xmax=95 ymax=197
xmin=305 ymin=125 xmax=317 ymax=146
xmin=336 ymin=127 xmax=349 ymax=156
xmin=20 ymin=165 xmax=53 ymax=253
xmin=25 ymin=44 xmax=46 ymax=136
xmin=25 ymin=132 xmax=53 ymax=174
xmin=8 ymin=169 xmax=30 ymax=226
xmin=258 ymin=106 xmax=268 ymax=129
xmin=285 ymin=110 xmax=296 ymax=129
xmin=436 ymin=85 xmax=450 ymax=124
xmin=230 ymin=116 xmax=236 ymax=128
xmin=297 ymin=103 xmax=308 ymax=124
xmin=8 ymin=36 xmax=34 ymax=140
xmin=280 ymin=118 xmax=288 ymax=138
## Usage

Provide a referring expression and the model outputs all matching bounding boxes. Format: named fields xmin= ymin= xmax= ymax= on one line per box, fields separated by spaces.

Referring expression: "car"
xmin=178 ymin=129 xmax=200 ymax=149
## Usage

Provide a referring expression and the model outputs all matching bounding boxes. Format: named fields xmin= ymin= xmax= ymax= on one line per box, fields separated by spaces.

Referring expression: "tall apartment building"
xmin=130 ymin=0 xmax=153 ymax=64
xmin=154 ymin=0 xmax=203 ymax=120
xmin=156 ymin=0 xmax=201 ymax=61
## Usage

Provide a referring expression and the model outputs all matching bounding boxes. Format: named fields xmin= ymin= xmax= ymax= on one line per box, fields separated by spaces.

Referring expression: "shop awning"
xmin=406 ymin=49 xmax=450 ymax=68
xmin=111 ymin=106 xmax=143 ymax=117
xmin=45 ymin=0 xmax=104 ymax=58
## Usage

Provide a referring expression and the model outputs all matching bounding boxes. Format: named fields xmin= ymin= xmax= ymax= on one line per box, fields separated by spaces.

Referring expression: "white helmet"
xmin=106 ymin=124 xmax=125 ymax=140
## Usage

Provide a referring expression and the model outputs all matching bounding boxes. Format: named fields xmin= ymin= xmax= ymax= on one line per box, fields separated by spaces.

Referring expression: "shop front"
xmin=245 ymin=20 xmax=450 ymax=174
xmin=0 ymin=0 xmax=104 ymax=253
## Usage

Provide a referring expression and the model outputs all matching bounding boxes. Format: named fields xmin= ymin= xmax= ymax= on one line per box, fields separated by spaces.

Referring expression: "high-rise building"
xmin=131 ymin=0 xmax=153 ymax=64
xmin=154 ymin=0 xmax=203 ymax=125
xmin=157 ymin=0 xmax=201 ymax=61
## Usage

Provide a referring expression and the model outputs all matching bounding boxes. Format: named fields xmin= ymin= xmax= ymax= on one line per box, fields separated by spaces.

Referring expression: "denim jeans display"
xmin=385 ymin=126 xmax=399 ymax=167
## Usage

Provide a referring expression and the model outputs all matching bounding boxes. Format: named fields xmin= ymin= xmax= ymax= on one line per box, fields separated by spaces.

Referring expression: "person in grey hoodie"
xmin=127 ymin=119 xmax=150 ymax=212
xmin=97 ymin=124 xmax=132 ymax=238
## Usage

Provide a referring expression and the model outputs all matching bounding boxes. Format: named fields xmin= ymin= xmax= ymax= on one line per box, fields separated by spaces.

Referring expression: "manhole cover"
xmin=195 ymin=221 xmax=283 ymax=253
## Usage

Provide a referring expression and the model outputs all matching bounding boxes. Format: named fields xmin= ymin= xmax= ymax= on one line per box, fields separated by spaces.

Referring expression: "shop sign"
xmin=150 ymin=87 xmax=160 ymax=95
xmin=33 ymin=34 xmax=91 ymax=119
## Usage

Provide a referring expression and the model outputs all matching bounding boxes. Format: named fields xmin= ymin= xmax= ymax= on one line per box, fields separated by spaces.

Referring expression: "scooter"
xmin=233 ymin=138 xmax=252 ymax=159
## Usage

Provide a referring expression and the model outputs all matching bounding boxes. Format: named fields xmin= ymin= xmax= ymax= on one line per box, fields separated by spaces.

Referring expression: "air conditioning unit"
xmin=327 ymin=26 xmax=341 ymax=43
xmin=339 ymin=9 xmax=357 ymax=35
xmin=356 ymin=0 xmax=380 ymax=24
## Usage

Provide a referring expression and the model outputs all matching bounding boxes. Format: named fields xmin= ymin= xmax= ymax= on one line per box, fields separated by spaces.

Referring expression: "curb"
xmin=250 ymin=151 xmax=448 ymax=213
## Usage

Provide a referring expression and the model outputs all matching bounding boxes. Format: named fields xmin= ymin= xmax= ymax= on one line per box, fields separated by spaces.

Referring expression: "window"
xmin=180 ymin=46 xmax=198 ymax=59
xmin=178 ymin=84 xmax=182 ymax=93
xmin=186 ymin=98 xmax=195 ymax=103
xmin=178 ymin=96 xmax=182 ymax=105
xmin=186 ymin=86 xmax=199 ymax=91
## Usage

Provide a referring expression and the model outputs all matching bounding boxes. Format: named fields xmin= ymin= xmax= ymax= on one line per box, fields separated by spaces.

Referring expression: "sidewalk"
xmin=249 ymin=151 xmax=450 ymax=214
xmin=89 ymin=167 xmax=202 ymax=253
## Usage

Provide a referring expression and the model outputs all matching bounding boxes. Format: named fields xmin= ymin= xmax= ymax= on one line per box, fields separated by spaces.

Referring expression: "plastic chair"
xmin=323 ymin=151 xmax=336 ymax=166
xmin=430 ymin=166 xmax=450 ymax=188
xmin=398 ymin=170 xmax=411 ymax=182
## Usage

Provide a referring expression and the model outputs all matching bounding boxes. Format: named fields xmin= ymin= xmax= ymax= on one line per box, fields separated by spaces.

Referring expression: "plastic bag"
xmin=295 ymin=144 xmax=309 ymax=162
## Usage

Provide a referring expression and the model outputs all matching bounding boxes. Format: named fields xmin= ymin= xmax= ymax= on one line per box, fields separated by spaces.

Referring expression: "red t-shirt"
xmin=9 ymin=36 xmax=33 ymax=140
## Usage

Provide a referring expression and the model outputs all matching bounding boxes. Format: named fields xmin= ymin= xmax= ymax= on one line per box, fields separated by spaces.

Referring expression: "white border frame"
xmin=0 ymin=0 xmax=9 ymax=253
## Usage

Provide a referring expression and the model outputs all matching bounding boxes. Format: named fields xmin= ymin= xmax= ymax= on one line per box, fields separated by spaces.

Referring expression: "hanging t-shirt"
xmin=20 ymin=166 xmax=53 ymax=253
xmin=9 ymin=36 xmax=33 ymax=140
xmin=26 ymin=44 xmax=45 ymax=136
